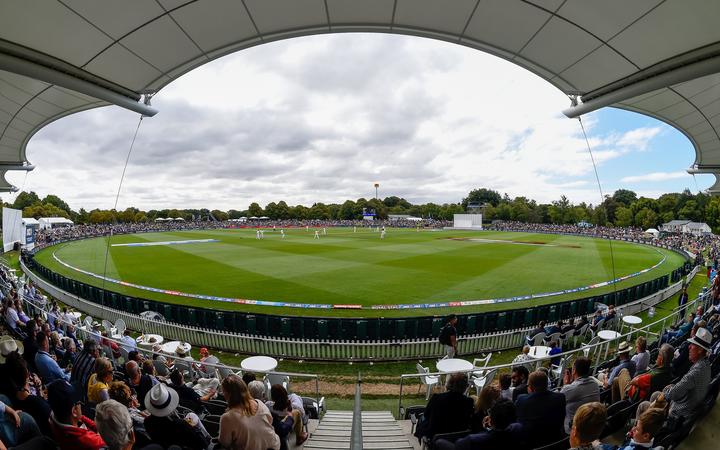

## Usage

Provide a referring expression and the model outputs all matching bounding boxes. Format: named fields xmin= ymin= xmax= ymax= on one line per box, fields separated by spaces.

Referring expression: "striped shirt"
xmin=70 ymin=350 xmax=96 ymax=401
xmin=663 ymin=357 xmax=712 ymax=419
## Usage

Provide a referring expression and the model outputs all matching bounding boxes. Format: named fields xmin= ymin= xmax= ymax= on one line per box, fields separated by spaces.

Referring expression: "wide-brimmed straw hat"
xmin=616 ymin=341 xmax=632 ymax=354
xmin=0 ymin=335 xmax=24 ymax=363
xmin=144 ymin=383 xmax=179 ymax=417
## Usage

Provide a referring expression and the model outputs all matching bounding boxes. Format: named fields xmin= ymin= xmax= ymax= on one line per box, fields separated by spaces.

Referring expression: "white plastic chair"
xmin=545 ymin=332 xmax=562 ymax=346
xmin=266 ymin=373 xmax=290 ymax=391
xmin=114 ymin=319 xmax=126 ymax=337
xmin=550 ymin=357 xmax=566 ymax=386
xmin=471 ymin=353 xmax=492 ymax=377
xmin=416 ymin=363 xmax=439 ymax=400
xmin=528 ymin=332 xmax=546 ymax=346
xmin=574 ymin=323 xmax=590 ymax=346
xmin=472 ymin=368 xmax=497 ymax=396
xmin=582 ymin=336 xmax=601 ymax=358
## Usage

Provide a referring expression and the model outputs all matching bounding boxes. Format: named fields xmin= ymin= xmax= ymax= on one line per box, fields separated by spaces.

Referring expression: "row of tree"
xmin=5 ymin=188 xmax=720 ymax=232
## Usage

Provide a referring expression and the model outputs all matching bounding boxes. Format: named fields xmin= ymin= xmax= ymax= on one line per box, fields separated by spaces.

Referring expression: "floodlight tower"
xmin=374 ymin=182 xmax=380 ymax=200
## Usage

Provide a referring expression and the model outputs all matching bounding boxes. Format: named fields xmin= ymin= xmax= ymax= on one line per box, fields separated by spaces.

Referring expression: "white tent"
xmin=38 ymin=217 xmax=73 ymax=230
xmin=645 ymin=228 xmax=660 ymax=237
xmin=174 ymin=217 xmax=185 ymax=221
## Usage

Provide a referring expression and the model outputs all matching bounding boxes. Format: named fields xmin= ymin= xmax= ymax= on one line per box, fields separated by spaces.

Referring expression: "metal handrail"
xmin=397 ymin=286 xmax=711 ymax=417
xmin=350 ymin=374 xmax=363 ymax=450
xmin=5 ymin=275 xmax=324 ymax=414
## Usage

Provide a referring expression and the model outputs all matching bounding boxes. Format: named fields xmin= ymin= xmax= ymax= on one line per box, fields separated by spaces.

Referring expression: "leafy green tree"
xmin=42 ymin=194 xmax=72 ymax=214
xmin=211 ymin=210 xmax=229 ymax=221
xmin=23 ymin=202 xmax=70 ymax=219
xmin=612 ymin=189 xmax=638 ymax=206
xmin=614 ymin=206 xmax=634 ymax=227
xmin=678 ymin=199 xmax=701 ymax=221
xmin=339 ymin=200 xmax=356 ymax=219
xmin=635 ymin=208 xmax=658 ymax=230
xmin=13 ymin=191 xmax=40 ymax=210
xmin=248 ymin=202 xmax=263 ymax=217
xmin=462 ymin=188 xmax=502 ymax=208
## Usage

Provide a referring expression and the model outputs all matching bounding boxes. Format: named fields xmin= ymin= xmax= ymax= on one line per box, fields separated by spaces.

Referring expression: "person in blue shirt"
xmin=34 ymin=331 xmax=70 ymax=384
xmin=603 ymin=341 xmax=636 ymax=389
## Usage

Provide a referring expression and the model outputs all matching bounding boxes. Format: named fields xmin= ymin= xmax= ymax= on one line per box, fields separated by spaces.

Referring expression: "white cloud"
xmin=2 ymin=34 xmax=686 ymax=211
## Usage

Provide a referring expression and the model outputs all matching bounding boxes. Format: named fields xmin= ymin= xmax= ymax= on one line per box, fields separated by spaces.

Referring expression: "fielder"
xmin=314 ymin=230 xmax=320 ymax=239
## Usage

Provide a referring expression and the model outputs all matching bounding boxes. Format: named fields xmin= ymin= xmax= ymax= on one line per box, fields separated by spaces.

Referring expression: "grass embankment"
xmin=34 ymin=229 xmax=686 ymax=317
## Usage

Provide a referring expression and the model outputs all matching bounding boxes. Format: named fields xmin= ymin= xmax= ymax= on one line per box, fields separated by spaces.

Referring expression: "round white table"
xmin=241 ymin=356 xmax=278 ymax=373
xmin=162 ymin=341 xmax=191 ymax=355
xmin=597 ymin=330 xmax=622 ymax=360
xmin=436 ymin=358 xmax=474 ymax=373
xmin=136 ymin=334 xmax=164 ymax=348
xmin=622 ymin=315 xmax=642 ymax=326
xmin=528 ymin=345 xmax=551 ymax=359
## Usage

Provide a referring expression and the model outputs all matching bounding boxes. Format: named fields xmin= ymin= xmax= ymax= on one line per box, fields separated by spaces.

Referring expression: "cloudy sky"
xmin=5 ymin=33 xmax=712 ymax=211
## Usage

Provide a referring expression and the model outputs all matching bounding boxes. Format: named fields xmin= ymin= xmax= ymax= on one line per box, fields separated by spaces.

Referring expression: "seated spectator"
xmin=548 ymin=340 xmax=562 ymax=366
xmin=34 ymin=330 xmax=70 ymax=384
xmin=71 ymin=339 xmax=99 ymax=403
xmin=471 ymin=385 xmax=500 ymax=432
xmin=606 ymin=305 xmax=617 ymax=321
xmin=49 ymin=332 xmax=64 ymax=361
xmin=5 ymin=352 xmax=52 ymax=436
xmin=167 ymin=369 xmax=215 ymax=413
xmin=499 ymin=374 xmax=512 ymax=401
xmin=242 ymin=372 xmax=257 ymax=386
xmin=218 ymin=374 xmax=280 ymax=450
xmin=150 ymin=345 xmax=170 ymax=377
xmin=143 ymin=383 xmax=210 ymax=450
xmin=672 ymin=322 xmax=703 ymax=377
xmin=248 ymin=380 xmax=267 ymax=401
xmin=661 ymin=315 xmax=694 ymax=343
xmin=511 ymin=366 xmax=530 ymax=401
xmin=59 ymin=337 xmax=77 ymax=370
xmin=4 ymin=300 xmax=26 ymax=338
xmin=416 ymin=373 xmax=474 ymax=440
xmin=87 ymin=357 xmax=114 ymax=404
xmin=659 ymin=327 xmax=713 ymax=427
xmin=126 ymin=361 xmax=156 ymax=410
xmin=590 ymin=310 xmax=604 ymax=330
xmin=452 ymin=398 xmax=523 ymax=450
xmin=575 ymin=316 xmax=589 ymax=332
xmin=561 ymin=319 xmax=575 ymax=335
xmin=107 ymin=381 xmax=153 ymax=449
xmin=47 ymin=379 xmax=106 ymax=450
xmin=95 ymin=399 xmax=157 ymax=450
xmin=0 ymin=397 xmax=42 ymax=448
xmin=515 ymin=370 xmax=566 ymax=446
xmin=21 ymin=322 xmax=38 ymax=374
xmin=568 ymin=402 xmax=607 ymax=450
xmin=100 ymin=332 xmax=121 ymax=360
xmin=266 ymin=384 xmax=308 ymax=445
xmin=119 ymin=330 xmax=137 ymax=355
xmin=527 ymin=321 xmax=546 ymax=344
xmin=511 ymin=346 xmax=534 ymax=371
xmin=603 ymin=341 xmax=636 ymax=389
xmin=544 ymin=321 xmax=562 ymax=337
xmin=619 ymin=408 xmax=665 ymax=450
xmin=693 ymin=306 xmax=704 ymax=325
xmin=627 ymin=344 xmax=674 ymax=402
xmin=631 ymin=336 xmax=650 ymax=373
xmin=561 ymin=357 xmax=600 ymax=434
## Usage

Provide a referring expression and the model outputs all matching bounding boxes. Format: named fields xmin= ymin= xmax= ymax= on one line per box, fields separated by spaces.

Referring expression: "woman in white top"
xmin=219 ymin=375 xmax=279 ymax=450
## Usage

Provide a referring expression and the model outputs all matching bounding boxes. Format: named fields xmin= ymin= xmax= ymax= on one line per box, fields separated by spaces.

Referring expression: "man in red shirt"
xmin=47 ymin=379 xmax=106 ymax=450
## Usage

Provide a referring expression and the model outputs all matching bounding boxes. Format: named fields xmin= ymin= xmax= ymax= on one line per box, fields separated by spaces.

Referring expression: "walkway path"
xmin=305 ymin=410 xmax=414 ymax=450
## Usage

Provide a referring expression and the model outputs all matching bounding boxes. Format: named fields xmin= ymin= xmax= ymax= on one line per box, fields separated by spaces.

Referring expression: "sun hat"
xmin=175 ymin=345 xmax=187 ymax=357
xmin=144 ymin=383 xmax=179 ymax=417
xmin=0 ymin=335 xmax=24 ymax=363
xmin=616 ymin=341 xmax=632 ymax=354
xmin=687 ymin=327 xmax=712 ymax=352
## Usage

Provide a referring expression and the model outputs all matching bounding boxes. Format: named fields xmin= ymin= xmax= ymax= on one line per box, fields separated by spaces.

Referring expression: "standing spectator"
xmin=218 ymin=375 xmax=280 ymax=450
xmin=71 ymin=339 xmax=99 ymax=403
xmin=561 ymin=357 xmax=600 ymax=434
xmin=631 ymin=337 xmax=650 ymax=373
xmin=678 ymin=286 xmax=689 ymax=321
xmin=660 ymin=327 xmax=713 ymax=427
xmin=34 ymin=331 xmax=69 ymax=384
xmin=568 ymin=402 xmax=607 ymax=450
xmin=439 ymin=314 xmax=458 ymax=358
xmin=87 ymin=357 xmax=114 ymax=404
xmin=511 ymin=366 xmax=530 ymax=401
xmin=515 ymin=371 xmax=566 ymax=446
xmin=47 ymin=379 xmax=106 ymax=450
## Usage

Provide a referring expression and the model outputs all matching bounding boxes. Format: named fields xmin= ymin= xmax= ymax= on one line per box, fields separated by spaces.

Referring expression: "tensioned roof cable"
xmin=100 ymin=115 xmax=144 ymax=309
xmin=577 ymin=116 xmax=619 ymax=302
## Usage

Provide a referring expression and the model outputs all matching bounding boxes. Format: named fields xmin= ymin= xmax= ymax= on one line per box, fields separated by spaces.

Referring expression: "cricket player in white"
xmin=314 ymin=230 xmax=320 ymax=239
xmin=380 ymin=226 xmax=386 ymax=239
xmin=256 ymin=230 xmax=260 ymax=239
xmin=322 ymin=228 xmax=327 ymax=235
xmin=280 ymin=229 xmax=285 ymax=239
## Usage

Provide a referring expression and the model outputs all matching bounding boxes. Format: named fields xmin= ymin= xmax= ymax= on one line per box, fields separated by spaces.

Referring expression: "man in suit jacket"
xmin=516 ymin=370 xmax=566 ymax=446
xmin=416 ymin=373 xmax=474 ymax=440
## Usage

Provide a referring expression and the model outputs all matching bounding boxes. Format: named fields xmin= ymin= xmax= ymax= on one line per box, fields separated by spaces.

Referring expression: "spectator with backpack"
xmin=439 ymin=315 xmax=458 ymax=358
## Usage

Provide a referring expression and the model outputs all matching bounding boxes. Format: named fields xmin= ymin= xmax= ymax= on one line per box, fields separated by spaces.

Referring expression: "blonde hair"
xmin=572 ymin=402 xmax=607 ymax=443
xmin=95 ymin=357 xmax=114 ymax=381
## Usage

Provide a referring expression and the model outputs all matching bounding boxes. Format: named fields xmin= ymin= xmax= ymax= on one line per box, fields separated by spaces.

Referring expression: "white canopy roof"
xmin=3 ymin=1 xmax=720 ymax=192
xmin=38 ymin=217 xmax=73 ymax=224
